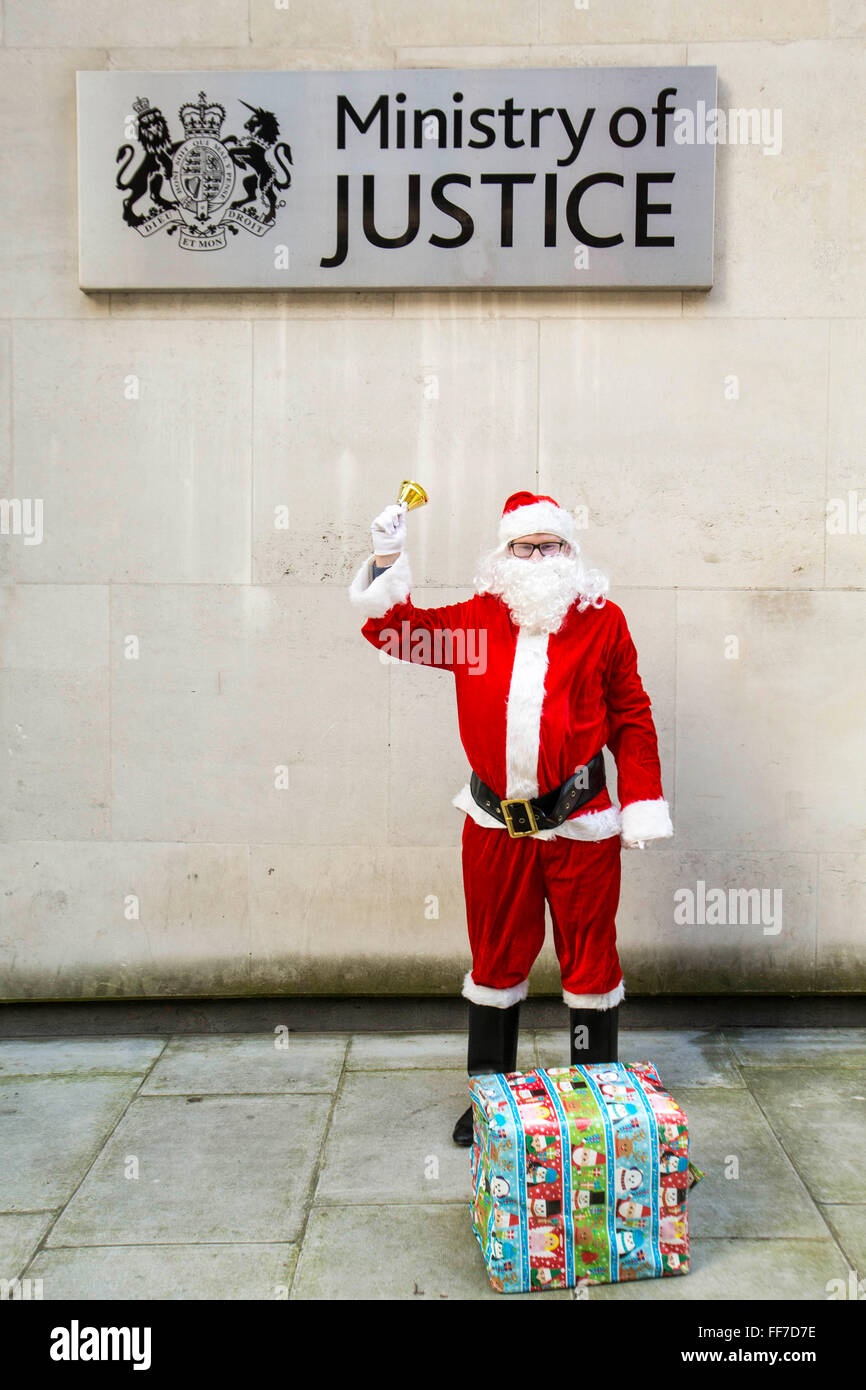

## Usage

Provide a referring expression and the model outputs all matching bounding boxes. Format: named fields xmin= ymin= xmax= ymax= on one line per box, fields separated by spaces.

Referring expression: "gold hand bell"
xmin=397 ymin=480 xmax=428 ymax=511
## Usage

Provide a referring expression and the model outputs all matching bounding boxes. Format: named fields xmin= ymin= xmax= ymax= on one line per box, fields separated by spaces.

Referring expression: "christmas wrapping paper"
xmin=469 ymin=1061 xmax=704 ymax=1293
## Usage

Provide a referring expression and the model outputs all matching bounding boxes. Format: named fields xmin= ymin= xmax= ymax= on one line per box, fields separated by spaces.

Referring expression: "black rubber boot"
xmin=452 ymin=1000 xmax=521 ymax=1146
xmin=569 ymin=1002 xmax=620 ymax=1066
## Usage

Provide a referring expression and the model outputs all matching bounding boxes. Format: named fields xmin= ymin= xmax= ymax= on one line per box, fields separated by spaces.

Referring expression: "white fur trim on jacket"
xmin=499 ymin=501 xmax=577 ymax=548
xmin=620 ymin=798 xmax=674 ymax=846
xmin=347 ymin=550 xmax=411 ymax=619
xmin=562 ymin=978 xmax=626 ymax=1009
xmin=504 ymin=628 xmax=550 ymax=797
xmin=462 ymin=970 xmax=529 ymax=1008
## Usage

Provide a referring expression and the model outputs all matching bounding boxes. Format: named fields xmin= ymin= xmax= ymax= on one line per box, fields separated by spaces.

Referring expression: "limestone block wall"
xmin=0 ymin=2 xmax=863 ymax=1000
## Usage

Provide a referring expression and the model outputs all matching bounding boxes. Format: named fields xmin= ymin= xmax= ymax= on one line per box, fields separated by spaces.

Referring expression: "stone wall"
xmin=1 ymin=3 xmax=863 ymax=999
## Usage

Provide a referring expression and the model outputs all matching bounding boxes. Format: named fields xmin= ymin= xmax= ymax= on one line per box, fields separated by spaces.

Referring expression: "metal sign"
xmin=76 ymin=67 xmax=716 ymax=291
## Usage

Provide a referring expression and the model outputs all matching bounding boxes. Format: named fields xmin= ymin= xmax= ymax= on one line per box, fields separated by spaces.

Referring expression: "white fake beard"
xmin=474 ymin=548 xmax=586 ymax=634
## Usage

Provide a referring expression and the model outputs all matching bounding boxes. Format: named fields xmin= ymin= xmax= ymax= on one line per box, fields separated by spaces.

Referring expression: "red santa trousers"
xmin=461 ymin=816 xmax=623 ymax=1002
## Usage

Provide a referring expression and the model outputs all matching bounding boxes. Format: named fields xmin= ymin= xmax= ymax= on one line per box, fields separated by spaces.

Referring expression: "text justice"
xmin=320 ymin=169 xmax=676 ymax=268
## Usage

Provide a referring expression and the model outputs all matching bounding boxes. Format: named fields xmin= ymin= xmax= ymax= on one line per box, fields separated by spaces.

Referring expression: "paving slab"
xmin=1 ymin=1026 xmax=862 ymax=1302
xmin=816 ymin=1205 xmax=866 ymax=1287
xmin=0 ymin=1038 xmax=166 ymax=1076
xmin=346 ymin=1030 xmax=536 ymax=1071
xmin=46 ymin=1094 xmax=332 ymax=1246
xmin=722 ymin=1028 xmax=866 ymax=1068
xmin=587 ymin=1237 xmax=851 ymax=1301
xmin=0 ymin=1212 xmax=55 ymax=1283
xmin=24 ymin=1242 xmax=299 ymax=1300
xmin=740 ymin=1066 xmax=866 ymax=1203
xmin=291 ymin=1204 xmax=570 ymax=1300
xmin=672 ymin=1086 xmax=829 ymax=1238
xmin=0 ymin=1075 xmax=142 ymax=1211
xmin=314 ymin=1070 xmax=475 ymax=1205
xmin=140 ymin=1034 xmax=348 ymax=1094
xmin=535 ymin=1027 xmax=745 ymax=1087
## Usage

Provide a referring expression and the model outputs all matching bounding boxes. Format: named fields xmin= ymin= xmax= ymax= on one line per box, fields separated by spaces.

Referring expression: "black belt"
xmin=470 ymin=752 xmax=606 ymax=838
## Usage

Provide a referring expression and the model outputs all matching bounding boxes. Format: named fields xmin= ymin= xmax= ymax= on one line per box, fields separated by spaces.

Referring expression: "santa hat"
xmin=498 ymin=490 xmax=577 ymax=548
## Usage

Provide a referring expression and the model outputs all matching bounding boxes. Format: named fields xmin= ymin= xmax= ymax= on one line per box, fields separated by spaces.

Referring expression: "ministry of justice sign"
xmin=76 ymin=67 xmax=717 ymax=291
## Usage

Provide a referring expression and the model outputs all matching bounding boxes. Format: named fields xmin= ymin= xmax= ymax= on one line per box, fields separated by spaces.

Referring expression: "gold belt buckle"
xmin=500 ymin=798 xmax=539 ymax=838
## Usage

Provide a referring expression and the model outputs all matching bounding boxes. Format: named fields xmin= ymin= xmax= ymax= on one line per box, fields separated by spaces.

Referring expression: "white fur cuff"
xmin=620 ymin=798 xmax=673 ymax=846
xmin=462 ymin=970 xmax=529 ymax=1008
xmin=562 ymin=979 xmax=626 ymax=1009
xmin=347 ymin=550 xmax=412 ymax=619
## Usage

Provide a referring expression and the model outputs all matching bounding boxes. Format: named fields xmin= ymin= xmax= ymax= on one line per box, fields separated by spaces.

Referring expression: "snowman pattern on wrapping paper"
xmin=474 ymin=1063 xmax=692 ymax=1287
xmin=588 ymin=1066 xmax=655 ymax=1279
xmin=628 ymin=1064 xmax=692 ymax=1273
xmin=471 ymin=1090 xmax=516 ymax=1259
xmin=520 ymin=1067 xmax=605 ymax=1283
xmin=484 ymin=1075 xmax=568 ymax=1288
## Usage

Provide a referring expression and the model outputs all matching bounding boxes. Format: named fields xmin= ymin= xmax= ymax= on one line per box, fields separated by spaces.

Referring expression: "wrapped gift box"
xmin=469 ymin=1061 xmax=704 ymax=1293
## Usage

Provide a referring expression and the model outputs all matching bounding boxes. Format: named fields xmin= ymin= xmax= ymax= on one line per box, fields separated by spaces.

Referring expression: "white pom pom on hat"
xmin=498 ymin=490 xmax=577 ymax=548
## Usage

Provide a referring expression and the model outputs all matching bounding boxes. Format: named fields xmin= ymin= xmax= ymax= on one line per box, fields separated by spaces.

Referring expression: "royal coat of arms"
xmin=115 ymin=90 xmax=293 ymax=251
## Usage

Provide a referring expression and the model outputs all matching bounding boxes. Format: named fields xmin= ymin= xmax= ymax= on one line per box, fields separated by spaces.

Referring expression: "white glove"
xmin=623 ymin=839 xmax=646 ymax=850
xmin=371 ymin=501 xmax=408 ymax=556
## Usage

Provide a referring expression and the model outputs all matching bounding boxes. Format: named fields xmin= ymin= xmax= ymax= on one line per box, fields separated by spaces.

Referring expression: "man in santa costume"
xmin=348 ymin=490 xmax=673 ymax=1146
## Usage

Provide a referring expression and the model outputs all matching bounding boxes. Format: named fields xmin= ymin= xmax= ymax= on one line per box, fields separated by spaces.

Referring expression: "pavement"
xmin=1 ymin=1026 xmax=864 ymax=1301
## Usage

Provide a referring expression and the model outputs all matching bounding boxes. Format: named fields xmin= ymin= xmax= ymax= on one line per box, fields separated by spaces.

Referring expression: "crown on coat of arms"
xmin=178 ymin=91 xmax=226 ymax=139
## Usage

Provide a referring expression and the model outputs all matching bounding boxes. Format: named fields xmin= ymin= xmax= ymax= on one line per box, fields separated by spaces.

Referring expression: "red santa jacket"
xmin=348 ymin=550 xmax=673 ymax=845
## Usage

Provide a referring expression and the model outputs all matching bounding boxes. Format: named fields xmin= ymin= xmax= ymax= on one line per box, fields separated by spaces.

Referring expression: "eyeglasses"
xmin=509 ymin=540 xmax=566 ymax=558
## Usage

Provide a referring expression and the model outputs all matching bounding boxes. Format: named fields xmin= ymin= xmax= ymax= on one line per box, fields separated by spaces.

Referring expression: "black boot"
xmin=452 ymin=1000 xmax=521 ymax=1146
xmin=569 ymin=1002 xmax=620 ymax=1066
